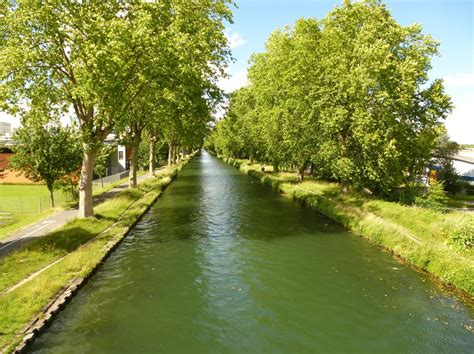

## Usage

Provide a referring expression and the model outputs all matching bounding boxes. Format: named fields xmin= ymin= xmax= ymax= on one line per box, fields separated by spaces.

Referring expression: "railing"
xmin=93 ymin=170 xmax=129 ymax=186
xmin=0 ymin=191 xmax=73 ymax=215
xmin=0 ymin=212 xmax=13 ymax=225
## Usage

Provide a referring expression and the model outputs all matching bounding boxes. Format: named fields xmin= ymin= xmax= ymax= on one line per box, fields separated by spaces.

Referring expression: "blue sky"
xmin=0 ymin=1 xmax=471 ymax=143
xmin=220 ymin=0 xmax=474 ymax=144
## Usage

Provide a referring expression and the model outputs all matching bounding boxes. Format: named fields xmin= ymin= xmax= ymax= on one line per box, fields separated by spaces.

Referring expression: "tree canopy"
xmin=9 ymin=120 xmax=82 ymax=207
xmin=0 ymin=0 xmax=234 ymax=216
xmin=207 ymin=0 xmax=452 ymax=194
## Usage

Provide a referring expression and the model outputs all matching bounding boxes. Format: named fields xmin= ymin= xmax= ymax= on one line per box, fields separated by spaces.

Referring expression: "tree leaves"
xmin=209 ymin=0 xmax=452 ymax=194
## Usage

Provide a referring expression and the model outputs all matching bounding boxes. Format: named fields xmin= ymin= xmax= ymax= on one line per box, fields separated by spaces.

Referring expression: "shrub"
xmin=415 ymin=180 xmax=448 ymax=210
xmin=449 ymin=218 xmax=474 ymax=250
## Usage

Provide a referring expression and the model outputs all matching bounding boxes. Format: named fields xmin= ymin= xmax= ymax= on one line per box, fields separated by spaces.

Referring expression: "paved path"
xmin=0 ymin=172 xmax=154 ymax=260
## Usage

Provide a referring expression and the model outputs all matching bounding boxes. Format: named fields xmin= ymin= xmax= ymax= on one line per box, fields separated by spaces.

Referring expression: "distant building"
xmin=0 ymin=122 xmax=11 ymax=137
xmin=453 ymin=149 xmax=474 ymax=183
xmin=102 ymin=144 xmax=130 ymax=176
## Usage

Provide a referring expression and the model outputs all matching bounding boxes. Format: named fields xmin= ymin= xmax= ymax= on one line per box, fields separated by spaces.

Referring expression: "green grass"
xmin=0 ymin=159 xmax=191 ymax=352
xmin=0 ymin=184 xmax=74 ymax=241
xmin=447 ymin=194 xmax=474 ymax=209
xmin=0 ymin=169 xmax=150 ymax=241
xmin=223 ymin=156 xmax=474 ymax=298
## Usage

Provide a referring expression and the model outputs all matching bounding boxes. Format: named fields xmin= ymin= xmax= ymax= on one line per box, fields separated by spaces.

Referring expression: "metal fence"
xmin=0 ymin=191 xmax=74 ymax=214
xmin=92 ymin=170 xmax=129 ymax=187
xmin=0 ymin=212 xmax=13 ymax=225
xmin=0 ymin=171 xmax=129 ymax=216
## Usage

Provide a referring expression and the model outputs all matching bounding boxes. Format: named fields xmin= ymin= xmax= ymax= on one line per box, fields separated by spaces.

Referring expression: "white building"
xmin=0 ymin=122 xmax=11 ymax=137
xmin=454 ymin=149 xmax=474 ymax=183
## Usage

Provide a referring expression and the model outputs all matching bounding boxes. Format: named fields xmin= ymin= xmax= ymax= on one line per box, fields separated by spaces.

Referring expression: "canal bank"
xmin=26 ymin=151 xmax=473 ymax=353
xmin=0 ymin=154 xmax=195 ymax=353
xmin=220 ymin=155 xmax=474 ymax=299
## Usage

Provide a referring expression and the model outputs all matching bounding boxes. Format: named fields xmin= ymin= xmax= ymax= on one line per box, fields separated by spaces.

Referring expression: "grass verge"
xmin=0 ymin=170 xmax=147 ymax=241
xmin=221 ymin=157 xmax=474 ymax=299
xmin=0 ymin=158 xmax=192 ymax=352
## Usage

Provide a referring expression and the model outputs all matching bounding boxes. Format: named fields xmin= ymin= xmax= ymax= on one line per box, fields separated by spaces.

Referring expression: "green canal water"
xmin=30 ymin=152 xmax=473 ymax=353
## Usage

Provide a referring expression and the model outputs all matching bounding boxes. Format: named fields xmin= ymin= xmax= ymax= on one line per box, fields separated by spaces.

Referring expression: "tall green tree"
xmin=210 ymin=0 xmax=452 ymax=194
xmin=1 ymin=0 xmax=234 ymax=216
xmin=9 ymin=121 xmax=82 ymax=207
xmin=314 ymin=0 xmax=452 ymax=193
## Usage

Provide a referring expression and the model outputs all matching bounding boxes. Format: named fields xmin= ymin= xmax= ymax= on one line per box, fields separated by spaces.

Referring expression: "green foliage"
xmin=437 ymin=162 xmax=463 ymax=194
xmin=210 ymin=0 xmax=452 ymax=193
xmin=94 ymin=144 xmax=116 ymax=179
xmin=449 ymin=219 xmax=474 ymax=250
xmin=415 ymin=180 xmax=448 ymax=210
xmin=9 ymin=121 xmax=82 ymax=206
xmin=0 ymin=0 xmax=234 ymax=216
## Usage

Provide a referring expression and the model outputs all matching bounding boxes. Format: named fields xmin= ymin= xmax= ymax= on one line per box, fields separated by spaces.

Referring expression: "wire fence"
xmin=0 ymin=170 xmax=130 ymax=216
xmin=0 ymin=191 xmax=74 ymax=215
xmin=92 ymin=170 xmax=129 ymax=187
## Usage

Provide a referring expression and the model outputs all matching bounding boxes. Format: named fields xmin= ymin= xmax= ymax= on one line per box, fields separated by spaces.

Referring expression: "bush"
xmin=437 ymin=162 xmax=463 ymax=194
xmin=460 ymin=180 xmax=474 ymax=196
xmin=415 ymin=180 xmax=448 ymax=210
xmin=449 ymin=219 xmax=474 ymax=250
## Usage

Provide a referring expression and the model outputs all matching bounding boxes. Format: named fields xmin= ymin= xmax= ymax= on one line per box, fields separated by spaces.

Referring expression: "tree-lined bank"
xmin=206 ymin=0 xmax=452 ymax=196
xmin=1 ymin=0 xmax=234 ymax=217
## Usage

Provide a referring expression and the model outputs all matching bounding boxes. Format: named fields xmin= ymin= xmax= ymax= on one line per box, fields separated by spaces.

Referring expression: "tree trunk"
xmin=172 ymin=145 xmax=177 ymax=164
xmin=78 ymin=149 xmax=97 ymax=218
xmin=273 ymin=162 xmax=279 ymax=173
xmin=48 ymin=187 xmax=55 ymax=208
xmin=298 ymin=167 xmax=305 ymax=181
xmin=128 ymin=136 xmax=141 ymax=188
xmin=168 ymin=144 xmax=173 ymax=166
xmin=149 ymin=139 xmax=156 ymax=177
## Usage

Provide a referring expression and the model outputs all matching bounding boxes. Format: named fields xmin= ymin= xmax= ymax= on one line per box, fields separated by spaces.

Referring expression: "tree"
xmin=1 ymin=0 xmax=234 ymax=216
xmin=431 ymin=128 xmax=461 ymax=194
xmin=312 ymin=0 xmax=452 ymax=193
xmin=210 ymin=0 xmax=452 ymax=195
xmin=9 ymin=121 xmax=82 ymax=207
xmin=94 ymin=144 xmax=116 ymax=189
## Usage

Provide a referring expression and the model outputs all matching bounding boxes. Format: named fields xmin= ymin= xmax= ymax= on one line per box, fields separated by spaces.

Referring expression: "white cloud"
xmin=217 ymin=69 xmax=249 ymax=94
xmin=443 ymin=73 xmax=474 ymax=88
xmin=445 ymin=92 xmax=474 ymax=144
xmin=226 ymin=30 xmax=247 ymax=50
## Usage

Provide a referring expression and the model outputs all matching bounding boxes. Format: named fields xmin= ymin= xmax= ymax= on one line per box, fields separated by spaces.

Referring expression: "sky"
xmin=220 ymin=0 xmax=474 ymax=144
xmin=1 ymin=0 xmax=472 ymax=143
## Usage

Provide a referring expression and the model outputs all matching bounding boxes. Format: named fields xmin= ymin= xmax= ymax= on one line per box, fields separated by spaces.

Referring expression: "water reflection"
xmin=29 ymin=151 xmax=474 ymax=354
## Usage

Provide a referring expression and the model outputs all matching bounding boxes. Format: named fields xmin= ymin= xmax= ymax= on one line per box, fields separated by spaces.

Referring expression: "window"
xmin=118 ymin=151 xmax=124 ymax=160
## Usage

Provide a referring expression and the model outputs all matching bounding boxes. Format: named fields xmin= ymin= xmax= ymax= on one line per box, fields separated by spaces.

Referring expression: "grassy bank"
xmin=0 ymin=157 xmax=192 ymax=352
xmin=221 ymin=156 xmax=474 ymax=298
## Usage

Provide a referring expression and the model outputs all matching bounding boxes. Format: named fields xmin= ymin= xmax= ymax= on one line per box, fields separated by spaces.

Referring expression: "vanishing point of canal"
xmin=30 ymin=152 xmax=473 ymax=353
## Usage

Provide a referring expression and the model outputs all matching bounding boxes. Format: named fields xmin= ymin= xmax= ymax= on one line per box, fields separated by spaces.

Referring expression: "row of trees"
xmin=0 ymin=0 xmax=234 ymax=216
xmin=207 ymin=0 xmax=452 ymax=196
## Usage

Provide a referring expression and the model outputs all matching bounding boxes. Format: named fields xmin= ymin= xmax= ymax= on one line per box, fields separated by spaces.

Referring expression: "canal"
xmin=30 ymin=151 xmax=473 ymax=353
